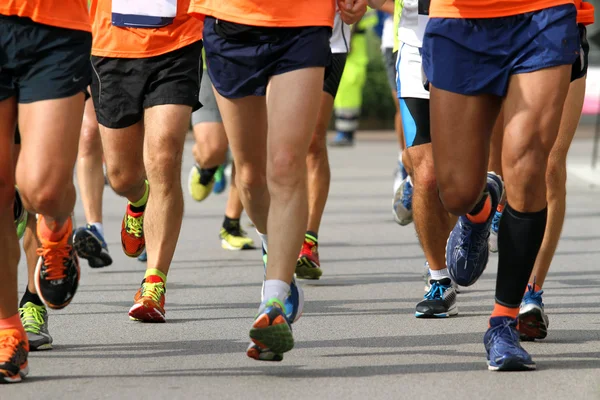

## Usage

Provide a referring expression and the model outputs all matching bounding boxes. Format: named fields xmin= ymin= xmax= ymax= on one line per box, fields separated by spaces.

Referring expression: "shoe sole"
xmin=415 ymin=304 xmax=459 ymax=318
xmin=34 ymin=256 xmax=80 ymax=310
xmin=128 ymin=303 xmax=165 ymax=323
xmin=295 ymin=258 xmax=322 ymax=280
xmin=249 ymin=315 xmax=294 ymax=354
xmin=0 ymin=365 xmax=29 ymax=383
xmin=73 ymin=230 xmax=113 ymax=268
xmin=246 ymin=344 xmax=283 ymax=362
xmin=30 ymin=342 xmax=52 ymax=351
xmin=488 ymin=358 xmax=536 ymax=371
xmin=220 ymin=239 xmax=255 ymax=251
xmin=518 ymin=308 xmax=548 ymax=341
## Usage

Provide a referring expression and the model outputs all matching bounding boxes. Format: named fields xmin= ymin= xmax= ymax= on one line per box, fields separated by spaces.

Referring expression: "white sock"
xmin=398 ymin=150 xmax=403 ymax=163
xmin=90 ymin=222 xmax=104 ymax=239
xmin=262 ymin=280 xmax=289 ymax=305
xmin=257 ymin=231 xmax=268 ymax=252
xmin=430 ymin=267 xmax=450 ymax=281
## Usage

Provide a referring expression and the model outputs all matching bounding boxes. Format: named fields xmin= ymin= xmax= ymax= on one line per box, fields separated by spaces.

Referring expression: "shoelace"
xmin=36 ymin=245 xmax=70 ymax=280
xmin=141 ymin=282 xmax=165 ymax=304
xmin=19 ymin=305 xmax=45 ymax=334
xmin=126 ymin=214 xmax=144 ymax=238
xmin=423 ymin=281 xmax=448 ymax=300
xmin=491 ymin=319 xmax=521 ymax=348
xmin=0 ymin=333 xmax=21 ymax=363
xmin=524 ymin=281 xmax=545 ymax=306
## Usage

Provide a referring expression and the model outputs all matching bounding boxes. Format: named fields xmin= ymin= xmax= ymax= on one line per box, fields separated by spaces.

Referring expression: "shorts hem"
xmin=17 ymin=86 xmax=89 ymax=104
xmin=143 ymin=97 xmax=199 ymax=110
xmin=512 ymin=60 xmax=576 ymax=77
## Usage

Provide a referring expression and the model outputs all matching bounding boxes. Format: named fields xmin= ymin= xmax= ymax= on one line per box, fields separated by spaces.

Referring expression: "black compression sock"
xmin=20 ymin=286 xmax=44 ymax=307
xmin=495 ymin=204 xmax=547 ymax=307
xmin=199 ymin=166 xmax=219 ymax=185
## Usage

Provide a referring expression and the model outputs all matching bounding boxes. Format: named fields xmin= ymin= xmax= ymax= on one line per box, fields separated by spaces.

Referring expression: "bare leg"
xmin=225 ymin=164 xmax=244 ymax=219
xmin=143 ymin=105 xmax=191 ymax=276
xmin=530 ymin=76 xmax=586 ymax=287
xmin=488 ymin=106 xmax=504 ymax=175
xmin=192 ymin=122 xmax=228 ymax=169
xmin=23 ymin=214 xmax=39 ymax=294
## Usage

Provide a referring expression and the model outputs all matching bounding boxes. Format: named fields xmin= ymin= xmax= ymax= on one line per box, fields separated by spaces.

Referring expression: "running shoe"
xmin=73 ymin=225 xmax=113 ymax=268
xmin=246 ymin=342 xmax=283 ymax=362
xmin=392 ymin=176 xmax=413 ymax=226
xmin=14 ymin=187 xmax=27 ymax=240
xmin=484 ymin=316 xmax=536 ymax=371
xmin=446 ymin=172 xmax=503 ymax=287
xmin=121 ymin=204 xmax=145 ymax=257
xmin=188 ymin=164 xmax=214 ymax=202
xmin=296 ymin=236 xmax=322 ymax=280
xmin=329 ymin=131 xmax=354 ymax=147
xmin=393 ymin=160 xmax=408 ymax=194
xmin=19 ymin=302 xmax=52 ymax=351
xmin=415 ymin=278 xmax=458 ymax=318
xmin=249 ymin=298 xmax=294 ymax=358
xmin=518 ymin=283 xmax=549 ymax=341
xmin=35 ymin=217 xmax=80 ymax=309
xmin=0 ymin=329 xmax=29 ymax=383
xmin=489 ymin=190 xmax=506 ymax=253
xmin=220 ymin=223 xmax=255 ymax=250
xmin=128 ymin=276 xmax=166 ymax=322
xmin=212 ymin=164 xmax=227 ymax=194
xmin=137 ymin=249 xmax=147 ymax=262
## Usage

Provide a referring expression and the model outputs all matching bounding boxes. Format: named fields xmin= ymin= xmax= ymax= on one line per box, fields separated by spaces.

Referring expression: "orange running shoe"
xmin=35 ymin=217 xmax=80 ymax=309
xmin=128 ymin=275 xmax=166 ymax=322
xmin=121 ymin=204 xmax=145 ymax=257
xmin=0 ymin=329 xmax=29 ymax=383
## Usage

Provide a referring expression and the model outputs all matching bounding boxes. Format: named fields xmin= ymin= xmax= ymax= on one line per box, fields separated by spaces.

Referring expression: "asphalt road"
xmin=7 ymin=134 xmax=600 ymax=400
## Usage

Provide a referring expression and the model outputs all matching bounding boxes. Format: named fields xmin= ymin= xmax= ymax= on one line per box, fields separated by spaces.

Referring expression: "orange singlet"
xmin=430 ymin=0 xmax=575 ymax=19
xmin=0 ymin=0 xmax=90 ymax=32
xmin=188 ymin=0 xmax=335 ymax=28
xmin=90 ymin=0 xmax=203 ymax=58
xmin=575 ymin=0 xmax=594 ymax=24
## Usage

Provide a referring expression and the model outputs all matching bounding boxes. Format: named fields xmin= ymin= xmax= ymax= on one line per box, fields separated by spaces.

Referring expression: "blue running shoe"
xmin=393 ymin=160 xmax=407 ymax=194
xmin=484 ymin=316 xmax=536 ymax=371
xmin=446 ymin=172 xmax=504 ymax=287
xmin=393 ymin=177 xmax=413 ymax=226
xmin=137 ymin=249 xmax=147 ymax=262
xmin=329 ymin=131 xmax=354 ymax=147
xmin=415 ymin=278 xmax=458 ymax=318
xmin=518 ymin=283 xmax=549 ymax=341
xmin=489 ymin=208 xmax=503 ymax=253
xmin=248 ymin=298 xmax=294 ymax=359
xmin=212 ymin=164 xmax=227 ymax=194
xmin=72 ymin=225 xmax=112 ymax=268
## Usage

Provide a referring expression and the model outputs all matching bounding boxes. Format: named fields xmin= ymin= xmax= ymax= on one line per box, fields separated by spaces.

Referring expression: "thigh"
xmin=0 ymin=98 xmax=17 ymax=193
xmin=144 ymin=104 xmax=191 ymax=165
xmin=99 ymin=122 xmax=144 ymax=174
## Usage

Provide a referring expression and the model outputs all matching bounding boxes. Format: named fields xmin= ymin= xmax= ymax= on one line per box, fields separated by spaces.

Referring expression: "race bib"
xmin=112 ymin=0 xmax=177 ymax=28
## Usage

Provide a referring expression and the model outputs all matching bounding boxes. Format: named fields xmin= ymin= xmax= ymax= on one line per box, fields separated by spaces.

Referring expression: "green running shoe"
xmin=19 ymin=302 xmax=52 ymax=351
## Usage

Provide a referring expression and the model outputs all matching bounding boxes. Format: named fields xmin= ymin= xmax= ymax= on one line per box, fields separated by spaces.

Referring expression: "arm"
xmin=338 ymin=0 xmax=368 ymax=25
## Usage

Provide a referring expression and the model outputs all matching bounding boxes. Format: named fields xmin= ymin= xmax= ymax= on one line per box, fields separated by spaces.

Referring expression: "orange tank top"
xmin=430 ymin=0 xmax=575 ymax=19
xmin=575 ymin=0 xmax=594 ymax=24
xmin=0 ymin=0 xmax=90 ymax=32
xmin=91 ymin=0 xmax=203 ymax=58
xmin=188 ymin=0 xmax=335 ymax=28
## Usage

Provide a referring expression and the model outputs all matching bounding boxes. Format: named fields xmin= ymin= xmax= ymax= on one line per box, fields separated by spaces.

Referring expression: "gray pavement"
xmin=7 ymin=134 xmax=600 ymax=400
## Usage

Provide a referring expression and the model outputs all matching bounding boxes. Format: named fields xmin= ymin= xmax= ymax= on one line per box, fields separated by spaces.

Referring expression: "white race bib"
xmin=112 ymin=0 xmax=177 ymax=28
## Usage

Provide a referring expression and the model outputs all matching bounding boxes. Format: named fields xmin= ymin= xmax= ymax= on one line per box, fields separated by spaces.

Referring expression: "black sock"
xmin=129 ymin=203 xmax=146 ymax=213
xmin=223 ymin=215 xmax=240 ymax=231
xmin=20 ymin=286 xmax=44 ymax=307
xmin=199 ymin=166 xmax=219 ymax=185
xmin=305 ymin=231 xmax=318 ymax=243
xmin=495 ymin=204 xmax=547 ymax=307
xmin=468 ymin=190 xmax=489 ymax=215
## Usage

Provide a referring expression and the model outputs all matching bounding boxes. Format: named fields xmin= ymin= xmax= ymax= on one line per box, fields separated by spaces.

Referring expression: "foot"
xmin=73 ymin=225 xmax=113 ymax=268
xmin=415 ymin=278 xmax=458 ymax=318
xmin=246 ymin=341 xmax=283 ymax=362
xmin=35 ymin=217 xmax=80 ymax=309
xmin=0 ymin=329 xmax=29 ymax=383
xmin=137 ymin=249 xmax=147 ymax=262
xmin=446 ymin=172 xmax=504 ymax=287
xmin=392 ymin=177 xmax=413 ymax=226
xmin=129 ymin=276 xmax=166 ymax=322
xmin=212 ymin=164 xmax=227 ymax=194
xmin=220 ymin=222 xmax=255 ymax=250
xmin=484 ymin=316 xmax=536 ymax=371
xmin=296 ymin=237 xmax=322 ymax=280
xmin=188 ymin=165 xmax=215 ymax=202
xmin=248 ymin=298 xmax=294 ymax=359
xmin=121 ymin=204 xmax=145 ymax=257
xmin=14 ymin=187 xmax=27 ymax=240
xmin=329 ymin=132 xmax=354 ymax=147
xmin=518 ymin=284 xmax=549 ymax=341
xmin=19 ymin=303 xmax=52 ymax=351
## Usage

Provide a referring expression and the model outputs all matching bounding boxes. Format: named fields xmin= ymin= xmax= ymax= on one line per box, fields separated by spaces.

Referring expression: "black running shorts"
xmin=323 ymin=53 xmax=348 ymax=98
xmin=401 ymin=97 xmax=431 ymax=148
xmin=571 ymin=24 xmax=589 ymax=82
xmin=0 ymin=15 xmax=92 ymax=103
xmin=91 ymin=41 xmax=203 ymax=129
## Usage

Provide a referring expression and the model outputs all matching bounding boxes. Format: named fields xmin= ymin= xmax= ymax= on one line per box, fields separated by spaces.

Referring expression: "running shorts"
xmin=0 ymin=15 xmax=91 ymax=103
xmin=323 ymin=53 xmax=348 ymax=98
xmin=203 ymin=16 xmax=331 ymax=99
xmin=572 ymin=24 xmax=590 ymax=81
xmin=91 ymin=41 xmax=202 ymax=129
xmin=422 ymin=4 xmax=580 ymax=97
xmin=192 ymin=68 xmax=221 ymax=125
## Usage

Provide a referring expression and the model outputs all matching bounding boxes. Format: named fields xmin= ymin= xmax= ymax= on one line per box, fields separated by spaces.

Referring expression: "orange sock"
xmin=0 ymin=314 xmax=27 ymax=344
xmin=466 ymin=195 xmax=492 ymax=224
xmin=490 ymin=303 xmax=519 ymax=321
xmin=38 ymin=216 xmax=71 ymax=242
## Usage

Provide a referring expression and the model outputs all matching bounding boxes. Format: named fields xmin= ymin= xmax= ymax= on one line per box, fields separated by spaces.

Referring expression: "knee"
xmin=307 ymin=128 xmax=328 ymax=160
xmin=412 ymin=163 xmax=438 ymax=195
xmin=268 ymin=149 xmax=305 ymax=189
xmin=145 ymin=136 xmax=184 ymax=175
xmin=236 ymin=163 xmax=266 ymax=194
xmin=20 ymin=177 xmax=71 ymax=214
xmin=78 ymin=123 xmax=102 ymax=158
xmin=438 ymin=184 xmax=483 ymax=216
xmin=106 ymin=164 xmax=144 ymax=196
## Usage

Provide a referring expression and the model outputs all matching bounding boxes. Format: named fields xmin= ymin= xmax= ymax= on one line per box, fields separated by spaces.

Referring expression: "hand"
xmin=338 ymin=0 xmax=368 ymax=25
